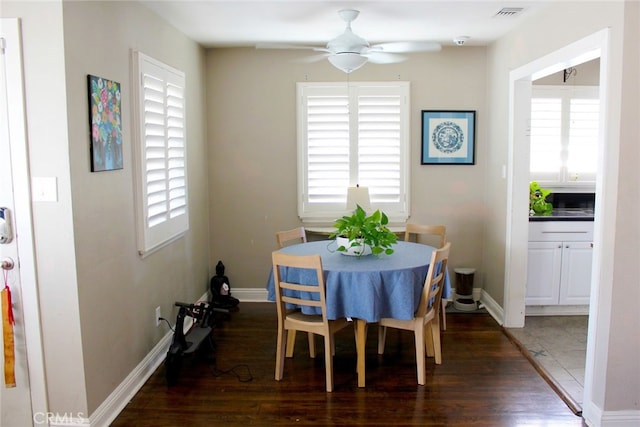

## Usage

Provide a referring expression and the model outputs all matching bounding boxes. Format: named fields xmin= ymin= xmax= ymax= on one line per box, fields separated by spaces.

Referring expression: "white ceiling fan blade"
xmin=294 ymin=53 xmax=331 ymax=63
xmin=367 ymin=41 xmax=442 ymax=53
xmin=364 ymin=52 xmax=407 ymax=64
xmin=256 ymin=43 xmax=330 ymax=53
xmin=258 ymin=10 xmax=440 ymax=73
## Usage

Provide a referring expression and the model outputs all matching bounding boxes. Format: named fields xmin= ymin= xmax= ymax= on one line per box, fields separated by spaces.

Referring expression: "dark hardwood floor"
xmin=112 ymin=303 xmax=585 ymax=426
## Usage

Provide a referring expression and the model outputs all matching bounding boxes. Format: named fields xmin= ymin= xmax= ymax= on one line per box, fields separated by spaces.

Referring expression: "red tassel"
xmin=5 ymin=286 xmax=13 ymax=326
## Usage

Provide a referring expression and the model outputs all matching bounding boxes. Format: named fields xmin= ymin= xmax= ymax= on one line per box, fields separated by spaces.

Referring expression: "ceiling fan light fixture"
xmin=328 ymin=52 xmax=368 ymax=73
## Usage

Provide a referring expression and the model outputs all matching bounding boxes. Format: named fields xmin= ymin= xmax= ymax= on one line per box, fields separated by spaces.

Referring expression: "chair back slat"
xmin=282 ymin=295 xmax=323 ymax=308
xmin=280 ymin=281 xmax=320 ymax=293
xmin=427 ymin=271 xmax=444 ymax=301
xmin=415 ymin=242 xmax=451 ymax=318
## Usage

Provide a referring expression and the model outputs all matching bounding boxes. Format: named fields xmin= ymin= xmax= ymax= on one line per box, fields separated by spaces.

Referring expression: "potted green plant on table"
xmin=328 ymin=205 xmax=398 ymax=256
xmin=529 ymin=181 xmax=553 ymax=216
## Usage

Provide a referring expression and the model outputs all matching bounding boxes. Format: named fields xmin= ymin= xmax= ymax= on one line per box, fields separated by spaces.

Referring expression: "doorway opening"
xmin=503 ymin=29 xmax=610 ymax=414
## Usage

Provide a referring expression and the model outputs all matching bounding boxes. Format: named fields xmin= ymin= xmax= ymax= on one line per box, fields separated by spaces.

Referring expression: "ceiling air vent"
xmin=493 ymin=7 xmax=525 ymax=18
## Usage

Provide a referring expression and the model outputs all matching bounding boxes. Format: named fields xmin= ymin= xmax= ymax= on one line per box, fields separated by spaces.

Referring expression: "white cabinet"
xmin=558 ymin=241 xmax=593 ymax=305
xmin=526 ymin=222 xmax=594 ymax=306
xmin=526 ymin=242 xmax=562 ymax=305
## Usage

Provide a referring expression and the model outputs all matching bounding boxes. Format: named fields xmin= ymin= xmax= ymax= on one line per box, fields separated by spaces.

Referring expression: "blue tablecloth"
xmin=266 ymin=240 xmax=451 ymax=323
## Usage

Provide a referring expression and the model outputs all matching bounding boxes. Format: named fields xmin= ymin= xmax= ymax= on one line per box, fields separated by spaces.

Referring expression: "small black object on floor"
xmin=210 ymin=260 xmax=240 ymax=311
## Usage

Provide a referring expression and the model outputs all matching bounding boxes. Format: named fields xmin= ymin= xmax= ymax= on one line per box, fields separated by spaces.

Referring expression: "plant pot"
xmin=336 ymin=236 xmax=372 ymax=257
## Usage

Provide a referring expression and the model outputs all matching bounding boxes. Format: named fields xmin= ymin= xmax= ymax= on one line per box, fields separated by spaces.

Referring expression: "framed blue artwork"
xmin=88 ymin=74 xmax=123 ymax=172
xmin=421 ymin=110 xmax=476 ymax=165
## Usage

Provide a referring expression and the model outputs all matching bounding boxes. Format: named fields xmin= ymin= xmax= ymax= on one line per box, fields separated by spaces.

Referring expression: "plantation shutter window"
xmin=530 ymin=97 xmax=562 ymax=182
xmin=357 ymin=89 xmax=402 ymax=204
xmin=134 ymin=52 xmax=188 ymax=256
xmin=297 ymin=82 xmax=409 ymax=223
xmin=567 ymin=98 xmax=599 ymax=181
xmin=305 ymin=88 xmax=350 ymax=205
xmin=530 ymin=86 xmax=599 ymax=187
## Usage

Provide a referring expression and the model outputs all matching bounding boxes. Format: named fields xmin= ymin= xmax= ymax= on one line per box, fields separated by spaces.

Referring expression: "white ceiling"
xmin=139 ymin=0 xmax=548 ymax=48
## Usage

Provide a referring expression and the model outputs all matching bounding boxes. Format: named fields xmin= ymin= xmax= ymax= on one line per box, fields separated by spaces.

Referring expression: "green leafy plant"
xmin=529 ymin=181 xmax=553 ymax=216
xmin=328 ymin=205 xmax=398 ymax=256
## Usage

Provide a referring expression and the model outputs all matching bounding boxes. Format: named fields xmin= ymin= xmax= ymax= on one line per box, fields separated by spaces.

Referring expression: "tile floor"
xmin=506 ymin=316 xmax=588 ymax=410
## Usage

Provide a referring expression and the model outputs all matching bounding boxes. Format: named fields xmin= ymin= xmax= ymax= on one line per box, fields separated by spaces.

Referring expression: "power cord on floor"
xmin=208 ymin=363 xmax=254 ymax=383
xmin=159 ymin=310 xmax=251 ymax=383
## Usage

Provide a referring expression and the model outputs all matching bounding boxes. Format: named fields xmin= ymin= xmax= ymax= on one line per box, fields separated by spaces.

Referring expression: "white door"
xmin=1 ymin=19 xmax=48 ymax=426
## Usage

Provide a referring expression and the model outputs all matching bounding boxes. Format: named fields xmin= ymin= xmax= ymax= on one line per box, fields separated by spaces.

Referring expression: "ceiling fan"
xmin=257 ymin=9 xmax=442 ymax=73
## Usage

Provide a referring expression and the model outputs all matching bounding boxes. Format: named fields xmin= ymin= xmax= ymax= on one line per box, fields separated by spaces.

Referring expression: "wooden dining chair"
xmin=404 ymin=223 xmax=449 ymax=330
xmin=272 ymin=251 xmax=351 ymax=392
xmin=275 ymin=226 xmax=313 ymax=357
xmin=276 ymin=226 xmax=307 ymax=248
xmin=404 ymin=223 xmax=446 ymax=248
xmin=377 ymin=242 xmax=451 ymax=386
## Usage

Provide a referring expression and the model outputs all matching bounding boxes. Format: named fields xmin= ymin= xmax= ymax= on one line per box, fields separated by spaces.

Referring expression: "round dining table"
xmin=266 ymin=240 xmax=450 ymax=387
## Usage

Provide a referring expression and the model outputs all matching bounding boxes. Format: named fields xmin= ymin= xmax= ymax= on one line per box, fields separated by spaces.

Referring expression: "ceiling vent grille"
xmin=494 ymin=7 xmax=525 ymax=18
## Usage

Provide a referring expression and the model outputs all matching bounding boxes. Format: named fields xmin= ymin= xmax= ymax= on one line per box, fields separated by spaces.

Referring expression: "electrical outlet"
xmin=155 ymin=306 xmax=161 ymax=327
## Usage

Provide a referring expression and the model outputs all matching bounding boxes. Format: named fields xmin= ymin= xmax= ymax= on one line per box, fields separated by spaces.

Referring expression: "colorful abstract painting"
xmin=88 ymin=75 xmax=123 ymax=172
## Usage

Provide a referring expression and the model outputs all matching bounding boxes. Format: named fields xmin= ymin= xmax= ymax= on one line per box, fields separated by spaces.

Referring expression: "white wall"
xmin=485 ymin=0 xmax=639 ymax=420
xmin=534 ymin=57 xmax=600 ymax=85
xmin=61 ymin=0 xmax=210 ymax=413
xmin=484 ymin=0 xmax=626 ymax=315
xmin=206 ymin=46 xmax=488 ymax=292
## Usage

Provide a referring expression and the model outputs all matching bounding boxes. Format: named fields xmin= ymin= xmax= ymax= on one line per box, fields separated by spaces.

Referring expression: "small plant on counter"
xmin=529 ymin=181 xmax=553 ymax=216
xmin=328 ymin=205 xmax=397 ymax=256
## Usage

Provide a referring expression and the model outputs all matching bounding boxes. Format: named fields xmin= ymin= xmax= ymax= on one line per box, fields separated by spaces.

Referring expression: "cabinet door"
xmin=526 ymin=241 xmax=562 ymax=305
xmin=559 ymin=241 xmax=593 ymax=305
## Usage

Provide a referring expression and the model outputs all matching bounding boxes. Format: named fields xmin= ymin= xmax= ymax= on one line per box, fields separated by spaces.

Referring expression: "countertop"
xmin=529 ymin=208 xmax=594 ymax=222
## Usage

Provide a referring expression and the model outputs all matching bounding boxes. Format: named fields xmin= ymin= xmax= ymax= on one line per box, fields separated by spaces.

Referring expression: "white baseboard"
xmin=87 ymin=329 xmax=172 ymax=427
xmin=600 ymin=409 xmax=640 ymax=426
xmin=525 ymin=305 xmax=589 ymax=316
xmin=88 ymin=292 xmax=208 ymax=427
xmin=238 ymin=287 xmax=486 ymax=305
xmin=238 ymin=286 xmax=507 ymax=329
xmin=583 ymin=401 xmax=640 ymax=426
xmin=232 ymin=287 xmax=269 ymax=302
xmin=478 ymin=289 xmax=504 ymax=325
